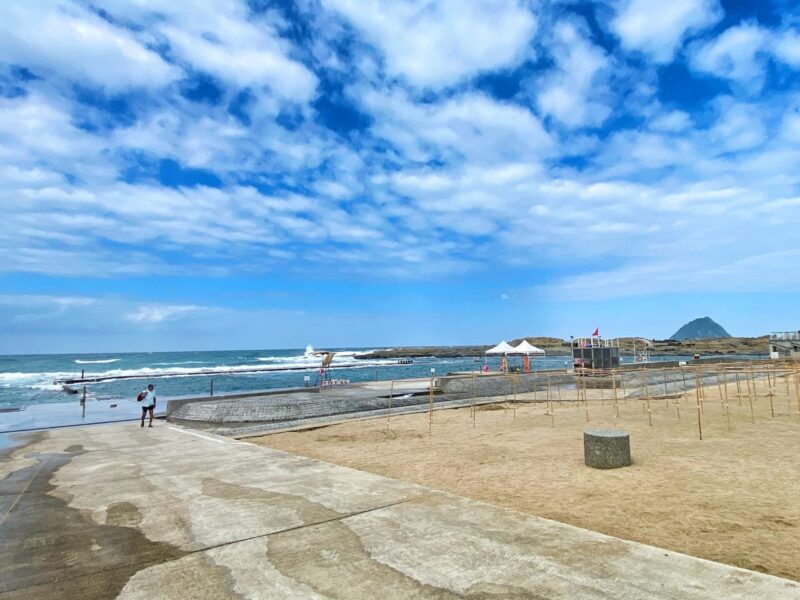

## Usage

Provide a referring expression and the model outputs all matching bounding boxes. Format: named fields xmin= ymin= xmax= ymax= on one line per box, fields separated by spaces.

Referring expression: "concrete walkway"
xmin=1 ymin=423 xmax=798 ymax=599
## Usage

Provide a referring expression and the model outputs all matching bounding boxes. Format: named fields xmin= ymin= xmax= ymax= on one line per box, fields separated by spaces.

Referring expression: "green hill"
xmin=670 ymin=317 xmax=731 ymax=340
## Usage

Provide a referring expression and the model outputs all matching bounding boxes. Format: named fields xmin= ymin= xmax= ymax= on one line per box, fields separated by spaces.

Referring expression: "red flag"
xmin=592 ymin=327 xmax=599 ymax=337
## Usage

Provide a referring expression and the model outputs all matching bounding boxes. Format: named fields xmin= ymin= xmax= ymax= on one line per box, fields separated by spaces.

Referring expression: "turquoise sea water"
xmin=0 ymin=347 xmax=578 ymax=409
xmin=0 ymin=348 xmax=764 ymax=432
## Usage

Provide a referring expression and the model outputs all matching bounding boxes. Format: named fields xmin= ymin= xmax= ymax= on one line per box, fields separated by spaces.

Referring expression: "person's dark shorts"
xmin=141 ymin=405 xmax=154 ymax=415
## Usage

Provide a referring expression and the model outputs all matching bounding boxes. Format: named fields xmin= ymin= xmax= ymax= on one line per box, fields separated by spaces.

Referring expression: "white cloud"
xmin=690 ymin=22 xmax=770 ymax=92
xmin=535 ymin=20 xmax=611 ymax=128
xmin=91 ymin=0 xmax=317 ymax=102
xmin=708 ymin=98 xmax=766 ymax=153
xmin=771 ymin=29 xmax=800 ymax=67
xmin=649 ymin=110 xmax=692 ymax=132
xmin=359 ymin=88 xmax=552 ymax=165
xmin=125 ymin=304 xmax=205 ymax=325
xmin=611 ymin=0 xmax=722 ymax=62
xmin=322 ymin=0 xmax=536 ymax=87
xmin=0 ymin=1 xmax=181 ymax=91
xmin=159 ymin=20 xmax=317 ymax=101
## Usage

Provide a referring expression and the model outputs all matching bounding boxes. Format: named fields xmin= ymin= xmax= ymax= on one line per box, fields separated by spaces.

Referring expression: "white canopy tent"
xmin=485 ymin=340 xmax=516 ymax=355
xmin=512 ymin=340 xmax=545 ymax=355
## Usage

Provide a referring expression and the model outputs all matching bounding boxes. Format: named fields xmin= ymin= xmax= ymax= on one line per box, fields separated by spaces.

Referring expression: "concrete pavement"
xmin=1 ymin=422 xmax=798 ymax=599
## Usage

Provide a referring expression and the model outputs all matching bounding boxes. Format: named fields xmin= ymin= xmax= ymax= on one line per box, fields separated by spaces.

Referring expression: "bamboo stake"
xmin=735 ymin=371 xmax=742 ymax=406
xmin=512 ymin=374 xmax=517 ymax=421
xmin=794 ymin=370 xmax=800 ymax=417
xmin=681 ymin=368 xmax=688 ymax=405
xmin=428 ymin=371 xmax=434 ymax=436
xmin=556 ymin=373 xmax=562 ymax=406
xmin=695 ymin=374 xmax=703 ymax=440
xmin=388 ymin=380 xmax=394 ymax=426
xmin=472 ymin=373 xmax=476 ymax=428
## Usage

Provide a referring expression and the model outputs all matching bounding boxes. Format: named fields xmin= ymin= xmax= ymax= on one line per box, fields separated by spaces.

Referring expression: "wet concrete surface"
xmin=0 ymin=422 xmax=798 ymax=599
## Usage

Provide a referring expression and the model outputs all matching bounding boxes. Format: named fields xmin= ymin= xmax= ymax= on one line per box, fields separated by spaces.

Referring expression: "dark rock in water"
xmin=670 ymin=317 xmax=731 ymax=340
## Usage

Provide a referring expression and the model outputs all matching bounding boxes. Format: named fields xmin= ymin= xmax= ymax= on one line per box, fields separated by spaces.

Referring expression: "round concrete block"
xmin=584 ymin=429 xmax=631 ymax=469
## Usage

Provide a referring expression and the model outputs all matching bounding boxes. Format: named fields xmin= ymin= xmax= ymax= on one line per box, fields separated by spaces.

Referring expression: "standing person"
xmin=138 ymin=383 xmax=156 ymax=427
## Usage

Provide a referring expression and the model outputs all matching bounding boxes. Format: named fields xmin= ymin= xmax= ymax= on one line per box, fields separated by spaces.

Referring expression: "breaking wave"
xmin=74 ymin=358 xmax=120 ymax=364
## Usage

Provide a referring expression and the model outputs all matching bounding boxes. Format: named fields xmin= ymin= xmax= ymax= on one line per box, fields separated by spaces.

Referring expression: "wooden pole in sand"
xmin=612 ymin=370 xmax=619 ymax=418
xmin=794 ymin=370 xmax=800 ymax=417
xmin=734 ymin=371 xmax=742 ymax=406
xmin=785 ymin=371 xmax=792 ymax=416
xmin=556 ymin=372 xmax=562 ymax=406
xmin=512 ymin=373 xmax=517 ymax=421
xmin=599 ymin=373 xmax=605 ymax=407
xmin=681 ymin=368 xmax=688 ymax=405
xmin=620 ymin=370 xmax=627 ymax=403
xmin=388 ymin=380 xmax=394 ymax=426
xmin=768 ymin=377 xmax=775 ymax=418
xmin=695 ymin=373 xmax=703 ymax=440
xmin=428 ymin=369 xmax=434 ymax=436
xmin=695 ymin=368 xmax=704 ymax=415
xmin=472 ymin=373 xmax=477 ymax=427
xmin=663 ymin=368 xmax=669 ymax=407
xmin=747 ymin=372 xmax=755 ymax=424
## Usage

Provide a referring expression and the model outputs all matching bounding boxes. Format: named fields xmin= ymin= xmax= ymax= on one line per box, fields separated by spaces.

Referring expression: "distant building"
xmin=572 ymin=336 xmax=620 ymax=369
xmin=769 ymin=332 xmax=800 ymax=359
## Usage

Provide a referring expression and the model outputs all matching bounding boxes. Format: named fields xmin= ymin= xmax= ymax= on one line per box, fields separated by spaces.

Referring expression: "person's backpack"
xmin=136 ymin=390 xmax=146 ymax=402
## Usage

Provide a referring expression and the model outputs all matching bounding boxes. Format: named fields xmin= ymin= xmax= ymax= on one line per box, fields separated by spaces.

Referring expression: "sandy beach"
xmin=255 ymin=374 xmax=800 ymax=581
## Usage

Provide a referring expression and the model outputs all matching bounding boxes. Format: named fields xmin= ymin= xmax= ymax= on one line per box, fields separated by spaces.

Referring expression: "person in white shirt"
xmin=139 ymin=383 xmax=156 ymax=428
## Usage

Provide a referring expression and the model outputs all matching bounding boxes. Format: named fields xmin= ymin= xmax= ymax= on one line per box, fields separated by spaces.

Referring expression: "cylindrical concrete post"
xmin=584 ymin=429 xmax=631 ymax=469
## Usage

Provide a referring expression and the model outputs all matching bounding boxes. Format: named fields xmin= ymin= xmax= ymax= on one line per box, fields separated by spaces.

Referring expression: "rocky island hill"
xmin=356 ymin=336 xmax=769 ymax=359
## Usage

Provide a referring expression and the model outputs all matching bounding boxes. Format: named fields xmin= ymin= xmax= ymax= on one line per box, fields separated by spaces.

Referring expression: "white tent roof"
xmin=485 ymin=341 xmax=516 ymax=355
xmin=513 ymin=340 xmax=546 ymax=354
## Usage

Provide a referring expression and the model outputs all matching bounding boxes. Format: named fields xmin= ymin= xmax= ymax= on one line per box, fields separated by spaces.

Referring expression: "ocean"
xmin=0 ymin=347 xmax=756 ymax=432
xmin=0 ymin=346 xmax=578 ymax=409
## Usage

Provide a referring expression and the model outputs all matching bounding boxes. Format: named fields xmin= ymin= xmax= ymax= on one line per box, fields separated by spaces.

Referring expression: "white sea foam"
xmin=1 ymin=352 xmax=402 ymax=389
xmin=74 ymin=358 xmax=120 ymax=364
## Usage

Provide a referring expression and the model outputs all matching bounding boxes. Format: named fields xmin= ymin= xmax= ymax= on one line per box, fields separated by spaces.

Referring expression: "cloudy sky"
xmin=1 ymin=0 xmax=799 ymax=353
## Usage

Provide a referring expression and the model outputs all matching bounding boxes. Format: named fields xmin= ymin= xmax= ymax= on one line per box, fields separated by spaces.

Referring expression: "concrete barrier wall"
xmin=440 ymin=372 xmax=573 ymax=399
xmin=165 ymin=386 xmax=318 ymax=416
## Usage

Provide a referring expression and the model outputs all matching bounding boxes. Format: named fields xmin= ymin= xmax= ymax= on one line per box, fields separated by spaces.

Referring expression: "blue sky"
xmin=1 ymin=0 xmax=799 ymax=353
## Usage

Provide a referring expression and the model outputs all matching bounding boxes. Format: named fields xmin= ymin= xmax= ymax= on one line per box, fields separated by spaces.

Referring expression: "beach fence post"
xmin=471 ymin=373 xmax=477 ymax=428
xmin=388 ymin=380 xmax=394 ymax=426
xmin=784 ymin=371 xmax=792 ymax=416
xmin=734 ymin=371 xmax=742 ymax=406
xmin=428 ymin=368 xmax=435 ymax=436
xmin=556 ymin=372 xmax=562 ymax=406
xmin=210 ymin=379 xmax=214 ymax=397
xmin=681 ymin=368 xmax=688 ymax=405
xmin=512 ymin=373 xmax=517 ymax=421
xmin=768 ymin=378 xmax=775 ymax=418
xmin=695 ymin=374 xmax=703 ymax=440
xmin=599 ymin=373 xmax=605 ymax=407
xmin=794 ymin=370 xmax=800 ymax=417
